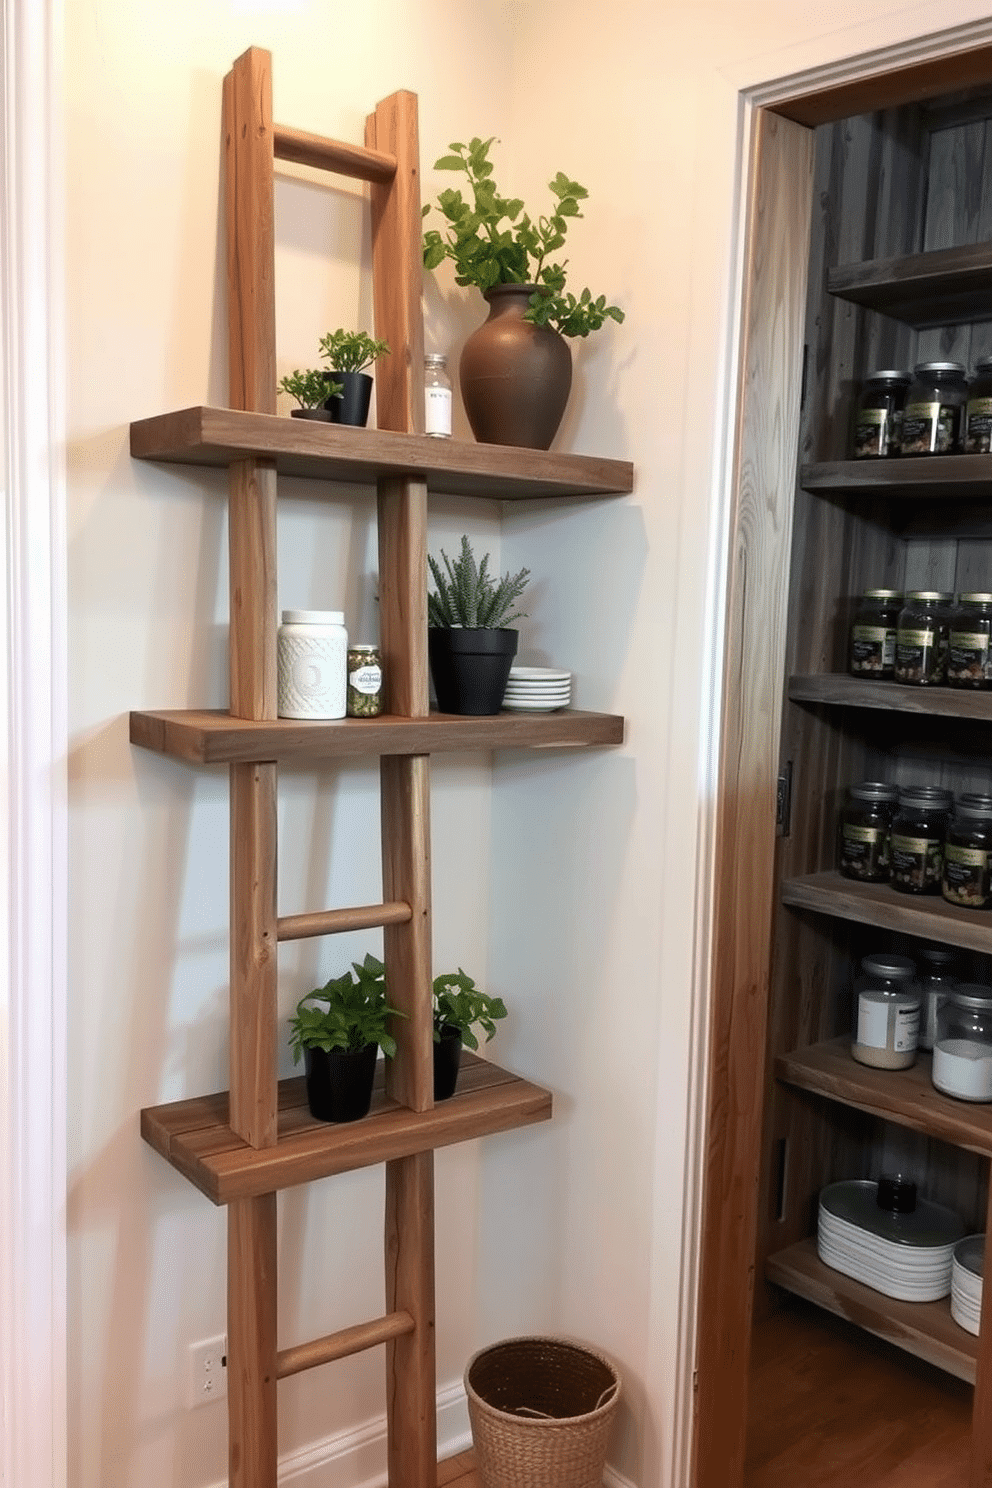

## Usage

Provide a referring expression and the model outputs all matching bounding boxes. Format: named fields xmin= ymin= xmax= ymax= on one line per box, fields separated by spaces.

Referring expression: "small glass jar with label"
xmin=890 ymin=785 xmax=953 ymax=894
xmin=942 ymin=794 xmax=992 ymax=910
xmin=851 ymin=953 xmax=920 ymax=1070
xmin=839 ymin=781 xmax=900 ymax=882
xmin=424 ymin=353 xmax=452 ymax=438
xmin=277 ymin=609 xmax=348 ymax=720
xmin=852 ymin=370 xmax=910 ymax=458
xmin=965 ymin=356 xmax=992 ymax=452
xmin=918 ymin=944 xmax=958 ymax=1051
xmin=932 ymin=986 xmax=992 ymax=1101
xmin=849 ymin=589 xmax=903 ymax=678
xmin=946 ymin=593 xmax=992 ymax=689
xmin=899 ymin=361 xmax=968 ymax=455
xmin=894 ymin=591 xmax=953 ymax=685
xmin=346 ymin=644 xmax=384 ymax=717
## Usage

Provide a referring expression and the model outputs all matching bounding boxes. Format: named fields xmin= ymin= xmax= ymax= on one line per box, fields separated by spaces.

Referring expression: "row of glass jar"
xmin=853 ymin=360 xmax=992 ymax=458
xmin=840 ymin=783 xmax=992 ymax=908
xmin=849 ymin=588 xmax=992 ymax=687
xmin=852 ymin=949 xmax=992 ymax=1102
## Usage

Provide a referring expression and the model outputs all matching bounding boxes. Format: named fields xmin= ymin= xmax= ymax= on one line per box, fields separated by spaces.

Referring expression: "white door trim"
xmin=1 ymin=1 xmax=68 ymax=1485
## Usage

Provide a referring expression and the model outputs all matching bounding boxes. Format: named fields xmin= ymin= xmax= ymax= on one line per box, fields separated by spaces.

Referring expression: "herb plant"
xmin=278 ymin=368 xmax=342 ymax=408
xmin=428 ymin=535 xmax=530 ymax=629
xmin=288 ymin=953 xmax=406 ymax=1061
xmin=319 ymin=329 xmax=391 ymax=375
xmin=422 ymin=136 xmax=624 ymax=339
xmin=432 ymin=968 xmax=507 ymax=1050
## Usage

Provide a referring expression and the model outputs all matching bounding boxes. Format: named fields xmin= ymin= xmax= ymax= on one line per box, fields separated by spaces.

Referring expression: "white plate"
xmin=508 ymin=666 xmax=571 ymax=682
xmin=502 ymin=699 xmax=569 ymax=712
xmin=503 ymin=689 xmax=572 ymax=700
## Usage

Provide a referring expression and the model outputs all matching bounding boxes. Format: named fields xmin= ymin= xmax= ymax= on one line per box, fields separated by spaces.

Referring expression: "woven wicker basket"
xmin=465 ymin=1335 xmax=621 ymax=1488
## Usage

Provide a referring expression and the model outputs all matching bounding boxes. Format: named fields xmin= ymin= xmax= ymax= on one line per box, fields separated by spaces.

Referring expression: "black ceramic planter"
xmin=433 ymin=1024 xmax=463 ymax=1101
xmin=304 ymin=1042 xmax=378 ymax=1122
xmin=326 ymin=371 xmax=373 ymax=427
xmin=291 ymin=407 xmax=334 ymax=422
xmin=428 ymin=627 xmax=518 ymax=715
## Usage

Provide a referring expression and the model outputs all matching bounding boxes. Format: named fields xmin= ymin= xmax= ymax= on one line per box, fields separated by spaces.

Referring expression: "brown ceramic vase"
xmin=459 ymin=284 xmax=572 ymax=449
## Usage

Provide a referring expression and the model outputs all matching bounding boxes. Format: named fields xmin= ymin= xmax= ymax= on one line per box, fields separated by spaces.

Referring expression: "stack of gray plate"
xmin=951 ymin=1234 xmax=984 ymax=1335
xmin=817 ymin=1180 xmax=964 ymax=1302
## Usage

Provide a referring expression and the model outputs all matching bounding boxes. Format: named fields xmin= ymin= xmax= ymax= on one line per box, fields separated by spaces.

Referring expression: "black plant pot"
xmin=433 ymin=1024 xmax=463 ymax=1101
xmin=291 ymin=407 xmax=334 ymax=422
xmin=326 ymin=371 xmax=373 ymax=427
xmin=428 ymin=627 xmax=518 ymax=715
xmin=304 ymin=1042 xmax=378 ymax=1123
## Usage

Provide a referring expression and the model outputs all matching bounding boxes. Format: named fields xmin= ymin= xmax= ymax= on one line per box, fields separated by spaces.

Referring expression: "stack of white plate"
xmin=502 ymin=666 xmax=572 ymax=712
xmin=817 ymin=1180 xmax=964 ymax=1303
xmin=951 ymin=1234 xmax=984 ymax=1335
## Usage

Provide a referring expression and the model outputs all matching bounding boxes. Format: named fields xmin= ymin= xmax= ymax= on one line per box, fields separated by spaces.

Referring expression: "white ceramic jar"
xmin=277 ymin=609 xmax=348 ymax=719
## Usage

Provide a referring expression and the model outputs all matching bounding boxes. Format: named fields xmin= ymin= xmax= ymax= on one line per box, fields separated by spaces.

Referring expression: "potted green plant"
xmin=427 ymin=535 xmax=530 ymax=715
xmin=422 ymin=136 xmax=624 ymax=448
xmin=432 ymin=968 xmax=507 ymax=1101
xmin=288 ymin=953 xmax=406 ymax=1123
xmin=318 ymin=328 xmax=391 ymax=428
xmin=278 ymin=368 xmax=343 ymax=422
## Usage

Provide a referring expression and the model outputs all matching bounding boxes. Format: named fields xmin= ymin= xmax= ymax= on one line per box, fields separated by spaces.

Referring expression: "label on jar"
xmin=895 ymin=629 xmax=939 ymax=682
xmin=857 ymin=995 xmax=889 ymax=1050
xmin=900 ymin=401 xmax=941 ymax=454
xmin=854 ymin=408 xmax=890 ymax=458
xmin=966 ymin=396 xmax=992 ymax=453
xmin=943 ymin=843 xmax=990 ymax=907
xmin=851 ymin=625 xmax=896 ymax=672
xmin=348 ymin=663 xmax=382 ymax=695
xmin=425 ymin=385 xmax=452 ymax=437
xmin=891 ymin=832 xmax=942 ymax=891
xmin=893 ymin=1003 xmax=921 ymax=1051
xmin=947 ymin=631 xmax=990 ymax=685
xmin=841 ymin=823 xmax=889 ymax=879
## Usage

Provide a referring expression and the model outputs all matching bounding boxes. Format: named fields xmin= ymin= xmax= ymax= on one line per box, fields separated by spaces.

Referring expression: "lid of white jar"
xmin=281 ymin=609 xmax=345 ymax=625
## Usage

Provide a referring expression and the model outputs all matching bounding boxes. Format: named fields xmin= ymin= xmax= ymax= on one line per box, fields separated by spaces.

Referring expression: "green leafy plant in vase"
xmin=289 ymin=953 xmax=406 ymax=1123
xmin=432 ymin=968 xmax=508 ymax=1101
xmin=318 ymin=328 xmax=391 ymax=428
xmin=427 ymin=535 xmax=530 ymax=715
xmin=278 ymin=368 xmax=343 ymax=422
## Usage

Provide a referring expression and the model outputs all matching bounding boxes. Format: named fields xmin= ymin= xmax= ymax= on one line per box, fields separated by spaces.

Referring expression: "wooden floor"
xmin=744 ymin=1298 xmax=973 ymax=1487
xmin=438 ymin=1448 xmax=478 ymax=1487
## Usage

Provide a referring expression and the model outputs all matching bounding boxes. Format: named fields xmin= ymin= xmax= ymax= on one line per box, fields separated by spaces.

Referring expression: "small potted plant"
xmin=422 ymin=136 xmax=623 ymax=448
xmin=318 ymin=328 xmax=391 ymax=428
xmin=427 ymin=535 xmax=530 ymax=715
xmin=288 ymin=953 xmax=406 ymax=1123
xmin=278 ymin=368 xmax=343 ymax=421
xmin=432 ymin=968 xmax=507 ymax=1101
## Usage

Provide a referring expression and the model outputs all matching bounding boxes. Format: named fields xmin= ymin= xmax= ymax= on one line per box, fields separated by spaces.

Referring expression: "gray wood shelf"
xmin=801 ymin=454 xmax=992 ymax=497
xmin=789 ymin=673 xmax=992 ymax=721
xmin=781 ymin=871 xmax=992 ymax=957
xmin=827 ymin=240 xmax=992 ymax=327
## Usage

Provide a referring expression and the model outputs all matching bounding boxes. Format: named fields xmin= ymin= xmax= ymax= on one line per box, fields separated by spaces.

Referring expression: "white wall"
xmin=59 ymin=3 xmax=992 ymax=1487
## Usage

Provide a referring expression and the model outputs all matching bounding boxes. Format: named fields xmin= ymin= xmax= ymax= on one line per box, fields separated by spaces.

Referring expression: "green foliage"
xmin=278 ymin=368 xmax=343 ymax=408
xmin=432 ymin=968 xmax=507 ymax=1052
xmin=319 ymin=328 xmax=391 ymax=374
xmin=428 ymin=535 xmax=530 ymax=630
xmin=288 ymin=953 xmax=406 ymax=1061
xmin=422 ymin=136 xmax=624 ymax=339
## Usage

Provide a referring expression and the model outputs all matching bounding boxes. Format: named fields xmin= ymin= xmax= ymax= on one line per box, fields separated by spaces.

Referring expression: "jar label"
xmin=854 ymin=408 xmax=891 ymax=458
xmin=850 ymin=625 xmax=896 ymax=673
xmin=948 ymin=632 xmax=990 ymax=686
xmin=891 ymin=832 xmax=942 ymax=891
xmin=943 ymin=843 xmax=990 ymax=907
xmin=966 ymin=397 xmax=992 ymax=453
xmin=893 ymin=1004 xmax=920 ymax=1053
xmin=895 ymin=628 xmax=940 ymax=683
xmin=840 ymin=823 xmax=889 ymax=880
xmin=857 ymin=994 xmax=889 ymax=1050
xmin=425 ymin=385 xmax=452 ymax=437
xmin=349 ymin=664 xmax=382 ymax=695
xmin=901 ymin=400 xmax=958 ymax=455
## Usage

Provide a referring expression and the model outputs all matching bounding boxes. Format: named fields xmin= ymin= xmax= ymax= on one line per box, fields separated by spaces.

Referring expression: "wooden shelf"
xmin=827 ymin=241 xmax=992 ymax=327
xmin=766 ymin=1237 xmax=978 ymax=1384
xmin=129 ymin=406 xmax=634 ymax=501
xmin=141 ymin=1052 xmax=551 ymax=1205
xmin=789 ymin=673 xmax=992 ymax=721
xmin=776 ymin=1035 xmax=992 ymax=1157
xmin=129 ymin=707 xmax=625 ymax=765
xmin=801 ymin=454 xmax=992 ymax=497
xmin=781 ymin=870 xmax=992 ymax=957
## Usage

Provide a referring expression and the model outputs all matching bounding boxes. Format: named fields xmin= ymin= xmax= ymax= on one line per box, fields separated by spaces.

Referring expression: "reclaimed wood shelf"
xmin=766 ymin=1237 xmax=978 ymax=1384
xmin=781 ymin=871 xmax=992 ymax=957
xmin=788 ymin=673 xmax=992 ymax=721
xmin=801 ymin=453 xmax=992 ymax=497
xmin=776 ymin=1035 xmax=992 ymax=1157
xmin=827 ymin=240 xmax=992 ymax=327
xmin=129 ymin=707 xmax=624 ymax=765
xmin=130 ymin=406 xmax=634 ymax=502
xmin=141 ymin=1052 xmax=551 ymax=1206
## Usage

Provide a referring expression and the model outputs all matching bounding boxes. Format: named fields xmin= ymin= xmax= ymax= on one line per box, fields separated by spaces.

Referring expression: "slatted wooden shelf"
xmin=129 ymin=406 xmax=634 ymax=501
xmin=141 ymin=1052 xmax=551 ymax=1205
xmin=130 ymin=707 xmax=625 ymax=764
xmin=776 ymin=1035 xmax=992 ymax=1157
xmin=789 ymin=673 xmax=992 ymax=720
xmin=801 ymin=454 xmax=992 ymax=497
xmin=827 ymin=240 xmax=992 ymax=327
xmin=766 ymin=1238 xmax=979 ymax=1384
xmin=781 ymin=871 xmax=992 ymax=957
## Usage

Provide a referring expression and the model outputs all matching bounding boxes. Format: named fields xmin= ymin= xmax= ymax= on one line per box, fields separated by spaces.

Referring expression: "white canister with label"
xmin=851 ymin=953 xmax=920 ymax=1070
xmin=277 ymin=609 xmax=348 ymax=719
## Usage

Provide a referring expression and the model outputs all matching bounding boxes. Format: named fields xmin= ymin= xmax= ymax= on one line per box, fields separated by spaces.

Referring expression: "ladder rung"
xmin=277 ymin=901 xmax=412 ymax=940
xmin=276 ymin=1310 xmax=415 ymax=1378
xmin=273 ymin=123 xmax=396 ymax=183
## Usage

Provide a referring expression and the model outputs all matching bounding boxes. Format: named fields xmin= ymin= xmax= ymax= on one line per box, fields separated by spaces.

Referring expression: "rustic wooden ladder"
xmin=222 ymin=45 xmax=435 ymax=1488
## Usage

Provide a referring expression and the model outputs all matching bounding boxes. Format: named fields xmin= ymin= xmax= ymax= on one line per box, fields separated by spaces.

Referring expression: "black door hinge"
xmin=776 ymin=761 xmax=793 ymax=837
xmin=800 ymin=343 xmax=809 ymax=411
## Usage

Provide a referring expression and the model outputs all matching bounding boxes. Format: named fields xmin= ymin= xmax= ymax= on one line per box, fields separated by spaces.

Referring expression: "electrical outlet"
xmin=188 ymin=1333 xmax=227 ymax=1409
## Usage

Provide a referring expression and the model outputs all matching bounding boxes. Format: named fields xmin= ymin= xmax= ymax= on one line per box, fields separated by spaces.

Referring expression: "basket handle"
xmin=514 ymin=1407 xmax=554 ymax=1419
xmin=596 ymin=1381 xmax=620 ymax=1409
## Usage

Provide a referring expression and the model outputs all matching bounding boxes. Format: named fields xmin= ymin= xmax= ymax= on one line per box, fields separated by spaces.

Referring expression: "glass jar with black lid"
xmin=900 ymin=361 xmax=968 ymax=455
xmin=966 ymin=356 xmax=992 ymax=452
xmin=853 ymin=371 xmax=910 ymax=458
xmin=849 ymin=590 xmax=903 ymax=678
xmin=946 ymin=593 xmax=992 ymax=689
xmin=894 ymin=591 xmax=953 ymax=685
xmin=890 ymin=785 xmax=953 ymax=894
xmin=942 ymin=795 xmax=992 ymax=910
xmin=839 ymin=781 xmax=900 ymax=882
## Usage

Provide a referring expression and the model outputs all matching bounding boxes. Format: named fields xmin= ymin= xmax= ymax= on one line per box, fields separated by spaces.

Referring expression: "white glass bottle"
xmin=424 ymin=353 xmax=452 ymax=437
xmin=277 ymin=609 xmax=348 ymax=719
